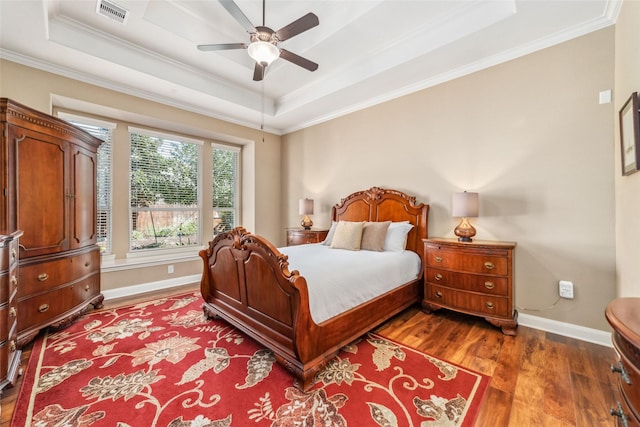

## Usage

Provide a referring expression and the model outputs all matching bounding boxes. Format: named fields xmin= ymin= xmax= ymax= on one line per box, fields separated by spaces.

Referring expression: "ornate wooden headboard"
xmin=330 ymin=187 xmax=429 ymax=256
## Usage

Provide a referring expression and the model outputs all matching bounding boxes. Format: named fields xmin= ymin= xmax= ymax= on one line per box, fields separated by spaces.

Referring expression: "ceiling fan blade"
xmin=275 ymin=12 xmax=319 ymax=41
xmin=197 ymin=43 xmax=247 ymax=51
xmin=253 ymin=63 xmax=265 ymax=81
xmin=219 ymin=0 xmax=256 ymax=34
xmin=280 ymin=49 xmax=318 ymax=72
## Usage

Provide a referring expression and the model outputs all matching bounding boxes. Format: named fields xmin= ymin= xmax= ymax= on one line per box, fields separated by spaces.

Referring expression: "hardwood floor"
xmin=1 ymin=285 xmax=619 ymax=426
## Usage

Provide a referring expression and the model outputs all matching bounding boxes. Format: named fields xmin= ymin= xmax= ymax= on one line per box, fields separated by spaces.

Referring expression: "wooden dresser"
xmin=286 ymin=228 xmax=329 ymax=246
xmin=0 ymin=98 xmax=104 ymax=348
xmin=0 ymin=230 xmax=21 ymax=394
xmin=423 ymin=238 xmax=517 ymax=335
xmin=606 ymin=298 xmax=640 ymax=426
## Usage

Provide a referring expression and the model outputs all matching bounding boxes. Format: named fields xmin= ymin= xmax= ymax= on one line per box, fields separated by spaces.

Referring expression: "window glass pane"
xmin=63 ymin=118 xmax=113 ymax=255
xmin=130 ymin=131 xmax=200 ymax=251
xmin=213 ymin=146 xmax=238 ymax=235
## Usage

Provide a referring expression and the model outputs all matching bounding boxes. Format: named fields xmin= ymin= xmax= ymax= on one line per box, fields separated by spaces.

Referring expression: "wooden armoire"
xmin=0 ymin=99 xmax=104 ymax=365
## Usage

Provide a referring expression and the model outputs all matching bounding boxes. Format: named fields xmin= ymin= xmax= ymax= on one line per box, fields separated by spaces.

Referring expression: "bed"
xmin=199 ymin=187 xmax=429 ymax=390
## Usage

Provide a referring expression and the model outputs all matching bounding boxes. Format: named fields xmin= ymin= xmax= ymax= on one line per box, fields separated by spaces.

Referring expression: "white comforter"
xmin=278 ymin=244 xmax=421 ymax=324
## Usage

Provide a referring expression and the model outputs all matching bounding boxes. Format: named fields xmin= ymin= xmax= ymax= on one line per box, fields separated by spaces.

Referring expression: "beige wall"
xmin=282 ymin=27 xmax=617 ymax=331
xmin=0 ymin=24 xmax=624 ymax=331
xmin=0 ymin=59 xmax=283 ymax=292
xmin=614 ymin=1 xmax=640 ymax=297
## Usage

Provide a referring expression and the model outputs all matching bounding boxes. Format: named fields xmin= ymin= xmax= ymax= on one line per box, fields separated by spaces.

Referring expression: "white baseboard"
xmin=101 ymin=274 xmax=201 ymax=301
xmin=102 ymin=278 xmax=613 ymax=348
xmin=518 ymin=312 xmax=612 ymax=347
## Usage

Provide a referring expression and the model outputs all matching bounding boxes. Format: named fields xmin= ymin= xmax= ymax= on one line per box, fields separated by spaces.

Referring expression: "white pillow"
xmin=322 ymin=221 xmax=338 ymax=245
xmin=383 ymin=221 xmax=414 ymax=252
xmin=330 ymin=221 xmax=365 ymax=251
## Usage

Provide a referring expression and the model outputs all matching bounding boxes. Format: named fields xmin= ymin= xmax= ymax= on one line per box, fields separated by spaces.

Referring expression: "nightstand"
xmin=422 ymin=237 xmax=517 ymax=335
xmin=286 ymin=228 xmax=329 ymax=246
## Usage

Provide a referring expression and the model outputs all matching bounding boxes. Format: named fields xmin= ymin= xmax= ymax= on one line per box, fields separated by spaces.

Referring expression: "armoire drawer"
xmin=0 ymin=340 xmax=7 ymax=379
xmin=17 ymin=275 xmax=100 ymax=331
xmin=0 ymin=304 xmax=7 ymax=340
xmin=18 ymin=249 xmax=99 ymax=297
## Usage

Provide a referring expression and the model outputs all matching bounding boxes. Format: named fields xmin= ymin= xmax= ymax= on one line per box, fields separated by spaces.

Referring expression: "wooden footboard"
xmin=199 ymin=227 xmax=318 ymax=386
xmin=200 ymin=187 xmax=429 ymax=390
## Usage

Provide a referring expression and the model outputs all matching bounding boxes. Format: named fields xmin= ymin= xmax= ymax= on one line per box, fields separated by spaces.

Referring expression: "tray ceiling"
xmin=0 ymin=0 xmax=620 ymax=135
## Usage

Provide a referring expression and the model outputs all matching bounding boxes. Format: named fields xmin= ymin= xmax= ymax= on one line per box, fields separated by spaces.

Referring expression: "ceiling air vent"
xmin=96 ymin=0 xmax=129 ymax=24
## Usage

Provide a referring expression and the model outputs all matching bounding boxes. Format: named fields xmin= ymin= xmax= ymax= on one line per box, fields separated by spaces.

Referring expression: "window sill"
xmin=101 ymin=247 xmax=204 ymax=272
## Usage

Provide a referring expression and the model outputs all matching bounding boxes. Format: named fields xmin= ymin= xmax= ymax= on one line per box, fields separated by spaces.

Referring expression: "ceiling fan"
xmin=198 ymin=0 xmax=319 ymax=81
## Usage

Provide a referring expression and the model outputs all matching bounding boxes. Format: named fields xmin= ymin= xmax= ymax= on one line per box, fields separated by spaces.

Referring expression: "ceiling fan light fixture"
xmin=247 ymin=41 xmax=280 ymax=66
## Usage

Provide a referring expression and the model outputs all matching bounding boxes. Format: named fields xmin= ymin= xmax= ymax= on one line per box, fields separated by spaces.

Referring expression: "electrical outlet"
xmin=168 ymin=265 xmax=174 ymax=274
xmin=559 ymin=280 xmax=574 ymax=299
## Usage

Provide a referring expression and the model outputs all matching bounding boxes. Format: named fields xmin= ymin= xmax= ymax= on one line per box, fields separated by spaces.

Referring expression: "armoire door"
xmin=70 ymin=145 xmax=98 ymax=249
xmin=15 ymin=126 xmax=69 ymax=258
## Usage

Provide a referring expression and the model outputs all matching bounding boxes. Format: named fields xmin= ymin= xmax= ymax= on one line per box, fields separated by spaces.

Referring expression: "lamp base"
xmin=454 ymin=217 xmax=476 ymax=242
xmin=301 ymin=215 xmax=313 ymax=230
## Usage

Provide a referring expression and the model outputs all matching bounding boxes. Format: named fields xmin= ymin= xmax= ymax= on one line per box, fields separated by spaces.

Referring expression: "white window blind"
xmin=59 ymin=114 xmax=114 ymax=255
xmin=129 ymin=128 xmax=201 ymax=252
xmin=212 ymin=143 xmax=239 ymax=236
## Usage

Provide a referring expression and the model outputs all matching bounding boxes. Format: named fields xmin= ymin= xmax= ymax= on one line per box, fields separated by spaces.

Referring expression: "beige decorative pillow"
xmin=360 ymin=221 xmax=391 ymax=251
xmin=330 ymin=221 xmax=365 ymax=250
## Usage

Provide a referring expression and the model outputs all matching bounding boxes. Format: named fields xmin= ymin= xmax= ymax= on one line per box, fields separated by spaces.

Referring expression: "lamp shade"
xmin=299 ymin=198 xmax=314 ymax=215
xmin=247 ymin=41 xmax=280 ymax=66
xmin=452 ymin=192 xmax=479 ymax=218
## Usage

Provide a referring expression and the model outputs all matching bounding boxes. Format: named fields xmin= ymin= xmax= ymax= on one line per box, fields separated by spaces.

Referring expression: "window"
xmin=212 ymin=143 xmax=239 ymax=236
xmin=59 ymin=114 xmax=114 ymax=255
xmin=129 ymin=128 xmax=202 ymax=252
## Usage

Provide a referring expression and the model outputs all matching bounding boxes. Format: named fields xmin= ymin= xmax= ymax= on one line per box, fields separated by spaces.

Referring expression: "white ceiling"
xmin=0 ymin=0 xmax=621 ymax=135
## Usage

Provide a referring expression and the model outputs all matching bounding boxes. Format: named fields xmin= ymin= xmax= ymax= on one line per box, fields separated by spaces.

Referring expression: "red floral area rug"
xmin=13 ymin=292 xmax=489 ymax=426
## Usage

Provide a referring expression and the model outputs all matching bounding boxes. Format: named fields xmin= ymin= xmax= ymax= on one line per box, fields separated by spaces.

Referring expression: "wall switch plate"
xmin=599 ymin=90 xmax=612 ymax=104
xmin=559 ymin=280 xmax=574 ymax=299
xmin=168 ymin=265 xmax=174 ymax=274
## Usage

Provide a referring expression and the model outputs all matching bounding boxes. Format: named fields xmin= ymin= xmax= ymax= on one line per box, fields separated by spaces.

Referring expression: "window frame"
xmin=212 ymin=142 xmax=240 ymax=237
xmin=127 ymin=126 xmax=204 ymax=257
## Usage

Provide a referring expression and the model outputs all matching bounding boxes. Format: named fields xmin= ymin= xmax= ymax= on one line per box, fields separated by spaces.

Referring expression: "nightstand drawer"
xmin=425 ymin=267 xmax=508 ymax=295
xmin=426 ymin=284 xmax=510 ymax=317
xmin=426 ymin=248 xmax=508 ymax=276
xmin=286 ymin=229 xmax=328 ymax=246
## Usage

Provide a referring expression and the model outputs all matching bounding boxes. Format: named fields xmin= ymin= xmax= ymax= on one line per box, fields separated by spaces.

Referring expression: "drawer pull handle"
xmin=611 ymin=362 xmax=632 ymax=385
xmin=9 ymin=341 xmax=16 ymax=352
xmin=610 ymin=402 xmax=629 ymax=427
xmin=38 ymin=273 xmax=49 ymax=282
xmin=11 ymin=249 xmax=16 ymax=260
xmin=484 ymin=281 xmax=495 ymax=290
xmin=10 ymin=276 xmax=17 ymax=286
xmin=484 ymin=262 xmax=495 ymax=270
xmin=434 ymin=273 xmax=443 ymax=281
xmin=85 ymin=261 xmax=90 ymax=267
xmin=485 ymin=302 xmax=495 ymax=309
xmin=434 ymin=256 xmax=443 ymax=263
xmin=9 ymin=307 xmax=17 ymax=318
xmin=85 ymin=285 xmax=90 ymax=292
xmin=435 ymin=291 xmax=443 ymax=298
xmin=38 ymin=304 xmax=49 ymax=313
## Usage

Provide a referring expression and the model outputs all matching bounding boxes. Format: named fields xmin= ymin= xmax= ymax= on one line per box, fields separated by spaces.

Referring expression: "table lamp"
xmin=299 ymin=198 xmax=314 ymax=229
xmin=452 ymin=191 xmax=479 ymax=242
